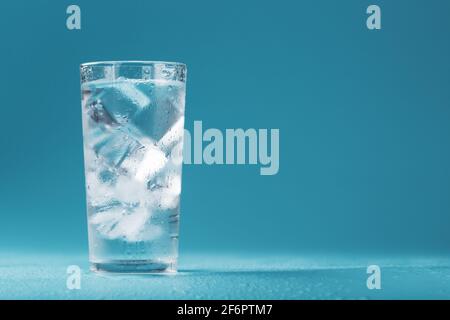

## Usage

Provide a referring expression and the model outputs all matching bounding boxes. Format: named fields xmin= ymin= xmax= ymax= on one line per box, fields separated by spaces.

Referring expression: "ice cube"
xmin=85 ymin=170 xmax=115 ymax=205
xmin=156 ymin=190 xmax=180 ymax=210
xmin=148 ymin=171 xmax=182 ymax=210
xmin=86 ymin=79 xmax=151 ymax=125
xmin=131 ymin=82 xmax=183 ymax=141
xmin=114 ymin=80 xmax=151 ymax=109
xmin=90 ymin=200 xmax=123 ymax=214
xmin=165 ymin=172 xmax=182 ymax=196
xmin=90 ymin=207 xmax=124 ymax=236
xmin=90 ymin=127 xmax=143 ymax=167
xmin=87 ymin=100 xmax=116 ymax=126
xmin=150 ymin=100 xmax=182 ymax=140
xmin=113 ymin=174 xmax=148 ymax=204
xmin=83 ymin=146 xmax=97 ymax=167
xmin=157 ymin=116 xmax=185 ymax=154
xmin=106 ymin=207 xmax=149 ymax=241
xmin=90 ymin=205 xmax=161 ymax=242
xmin=135 ymin=144 xmax=168 ymax=182
xmin=169 ymin=140 xmax=184 ymax=166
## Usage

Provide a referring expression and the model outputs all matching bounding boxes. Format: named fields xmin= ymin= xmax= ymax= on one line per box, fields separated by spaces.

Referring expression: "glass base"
xmin=90 ymin=260 xmax=177 ymax=274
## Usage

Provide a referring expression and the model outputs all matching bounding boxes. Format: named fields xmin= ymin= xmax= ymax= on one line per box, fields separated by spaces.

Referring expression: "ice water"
xmin=81 ymin=72 xmax=185 ymax=273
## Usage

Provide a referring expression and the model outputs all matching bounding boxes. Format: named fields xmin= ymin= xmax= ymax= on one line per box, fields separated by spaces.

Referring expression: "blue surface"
xmin=2 ymin=253 xmax=450 ymax=299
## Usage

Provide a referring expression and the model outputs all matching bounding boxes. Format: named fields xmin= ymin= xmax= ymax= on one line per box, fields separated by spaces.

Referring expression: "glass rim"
xmin=80 ymin=60 xmax=186 ymax=68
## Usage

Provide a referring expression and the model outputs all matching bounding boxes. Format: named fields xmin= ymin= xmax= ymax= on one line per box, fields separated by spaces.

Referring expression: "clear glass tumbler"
xmin=80 ymin=61 xmax=186 ymax=273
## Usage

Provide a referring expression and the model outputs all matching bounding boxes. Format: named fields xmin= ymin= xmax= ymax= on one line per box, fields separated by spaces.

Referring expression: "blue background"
xmin=1 ymin=0 xmax=450 ymax=259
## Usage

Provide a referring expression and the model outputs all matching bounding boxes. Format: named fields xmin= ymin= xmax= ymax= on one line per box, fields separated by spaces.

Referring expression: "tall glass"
xmin=80 ymin=61 xmax=187 ymax=273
